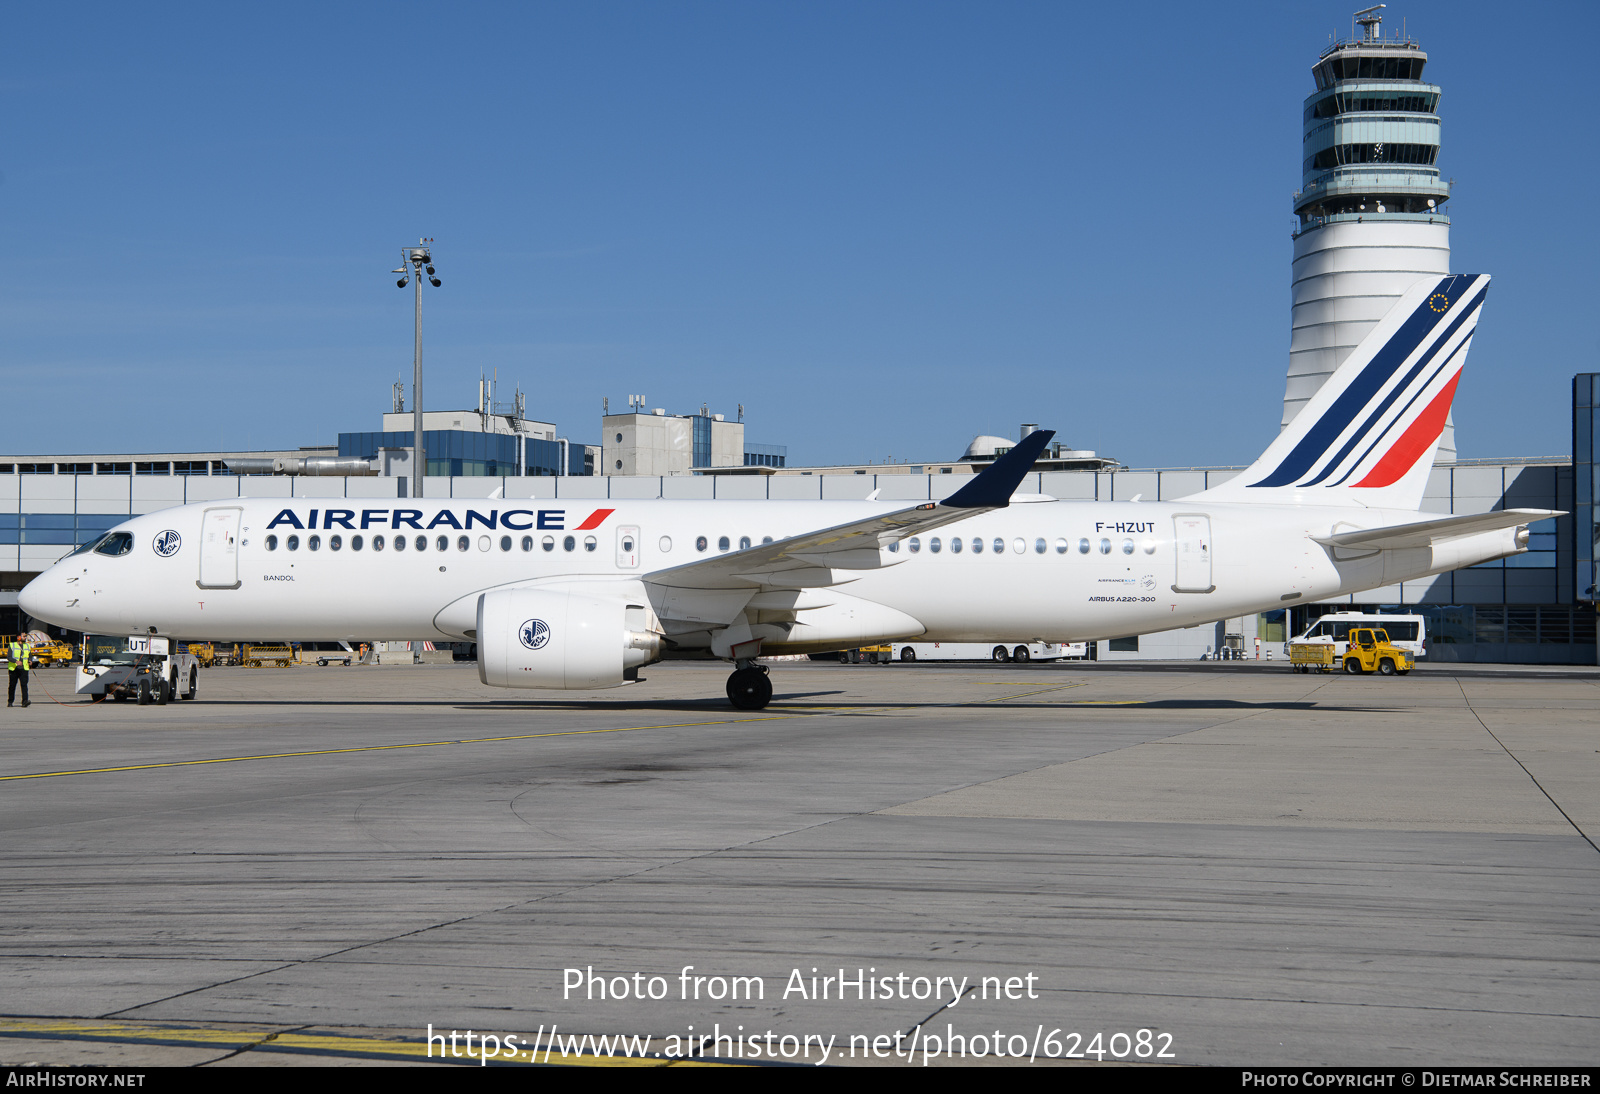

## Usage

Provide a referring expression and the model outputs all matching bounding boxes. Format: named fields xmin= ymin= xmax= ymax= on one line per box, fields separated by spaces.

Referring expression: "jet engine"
xmin=477 ymin=586 xmax=662 ymax=690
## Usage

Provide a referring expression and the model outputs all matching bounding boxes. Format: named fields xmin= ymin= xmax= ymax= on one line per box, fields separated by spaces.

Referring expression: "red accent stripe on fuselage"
xmin=574 ymin=508 xmax=615 ymax=530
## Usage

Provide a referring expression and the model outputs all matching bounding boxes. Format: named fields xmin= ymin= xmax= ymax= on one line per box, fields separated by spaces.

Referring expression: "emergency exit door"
xmin=1172 ymin=514 xmax=1214 ymax=593
xmin=616 ymin=525 xmax=640 ymax=568
xmin=198 ymin=507 xmax=242 ymax=589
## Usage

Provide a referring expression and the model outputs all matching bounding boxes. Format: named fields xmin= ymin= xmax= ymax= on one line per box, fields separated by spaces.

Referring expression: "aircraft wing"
xmin=1310 ymin=508 xmax=1559 ymax=551
xmin=645 ymin=430 xmax=1056 ymax=592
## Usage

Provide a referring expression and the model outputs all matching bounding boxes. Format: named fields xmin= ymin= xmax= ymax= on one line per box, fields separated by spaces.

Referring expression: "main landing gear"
xmin=726 ymin=661 xmax=772 ymax=710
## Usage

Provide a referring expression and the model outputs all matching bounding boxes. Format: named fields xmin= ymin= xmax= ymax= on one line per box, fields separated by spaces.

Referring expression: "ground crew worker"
xmin=7 ymin=637 xmax=31 ymax=707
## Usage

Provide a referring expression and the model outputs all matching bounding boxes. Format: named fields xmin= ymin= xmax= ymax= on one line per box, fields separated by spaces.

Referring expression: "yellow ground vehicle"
xmin=187 ymin=643 xmax=217 ymax=667
xmin=1339 ymin=628 xmax=1414 ymax=676
xmin=241 ymin=644 xmax=295 ymax=668
xmin=1288 ymin=643 xmax=1336 ymax=673
xmin=837 ymin=645 xmax=894 ymax=664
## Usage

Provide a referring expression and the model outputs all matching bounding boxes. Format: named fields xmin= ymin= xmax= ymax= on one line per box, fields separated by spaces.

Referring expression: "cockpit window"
xmin=93 ymin=532 xmax=134 ymax=557
xmin=69 ymin=533 xmax=111 ymax=558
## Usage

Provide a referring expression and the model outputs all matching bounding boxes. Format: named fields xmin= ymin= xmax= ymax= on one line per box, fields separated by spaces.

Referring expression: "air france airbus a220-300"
xmin=21 ymin=275 xmax=1556 ymax=709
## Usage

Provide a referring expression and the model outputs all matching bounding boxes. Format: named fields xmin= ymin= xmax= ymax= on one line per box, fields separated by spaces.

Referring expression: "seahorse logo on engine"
xmin=519 ymin=618 xmax=551 ymax=651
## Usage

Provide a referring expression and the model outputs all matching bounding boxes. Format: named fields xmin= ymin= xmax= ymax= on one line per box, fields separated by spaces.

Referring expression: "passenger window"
xmin=415 ymin=535 xmax=427 ymax=552
xmin=761 ymin=536 xmax=772 ymax=544
xmin=563 ymin=535 xmax=576 ymax=552
xmin=950 ymin=536 xmax=962 ymax=554
xmin=1098 ymin=538 xmax=1111 ymax=555
xmin=265 ymin=535 xmax=278 ymax=552
xmin=1078 ymin=538 xmax=1090 ymax=554
xmin=373 ymin=535 xmax=385 ymax=551
xmin=436 ymin=535 xmax=449 ymax=552
xmin=696 ymin=536 xmax=708 ymax=552
xmin=1012 ymin=538 xmax=1025 ymax=554
xmin=659 ymin=536 xmax=672 ymax=552
xmin=1143 ymin=540 xmax=1157 ymax=554
xmin=1035 ymin=538 xmax=1046 ymax=554
xmin=393 ymin=535 xmax=405 ymax=552
xmin=352 ymin=535 xmax=363 ymax=551
xmin=309 ymin=535 xmax=321 ymax=551
xmin=522 ymin=535 xmax=533 ymax=551
xmin=972 ymin=537 xmax=983 ymax=554
xmin=287 ymin=535 xmax=300 ymax=551
xmin=457 ymin=535 xmax=469 ymax=552
xmin=909 ymin=537 xmax=921 ymax=553
xmin=542 ymin=536 xmax=555 ymax=552
xmin=1122 ymin=539 xmax=1134 ymax=555
xmin=738 ymin=536 xmax=751 ymax=550
xmin=717 ymin=536 xmax=730 ymax=551
xmin=930 ymin=537 xmax=941 ymax=553
xmin=1055 ymin=538 xmax=1068 ymax=554
xmin=583 ymin=536 xmax=597 ymax=552
xmin=330 ymin=535 xmax=342 ymax=551
xmin=992 ymin=538 xmax=1003 ymax=554
xmin=887 ymin=541 xmax=899 ymax=553
xmin=500 ymin=536 xmax=512 ymax=552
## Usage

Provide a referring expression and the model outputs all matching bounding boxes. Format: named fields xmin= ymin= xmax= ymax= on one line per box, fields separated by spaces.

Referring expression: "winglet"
xmin=940 ymin=429 xmax=1056 ymax=509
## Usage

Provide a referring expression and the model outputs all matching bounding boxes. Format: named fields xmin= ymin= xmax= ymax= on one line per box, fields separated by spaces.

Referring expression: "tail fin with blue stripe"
xmin=1192 ymin=274 xmax=1488 ymax=510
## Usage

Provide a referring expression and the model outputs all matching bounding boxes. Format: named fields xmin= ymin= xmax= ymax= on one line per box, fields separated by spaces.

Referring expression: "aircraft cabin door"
xmin=1172 ymin=514 xmax=1215 ymax=593
xmin=616 ymin=525 xmax=640 ymax=569
xmin=198 ymin=507 xmax=242 ymax=589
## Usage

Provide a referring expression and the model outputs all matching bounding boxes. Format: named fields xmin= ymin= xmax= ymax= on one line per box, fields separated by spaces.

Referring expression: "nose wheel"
xmin=726 ymin=665 xmax=772 ymax=710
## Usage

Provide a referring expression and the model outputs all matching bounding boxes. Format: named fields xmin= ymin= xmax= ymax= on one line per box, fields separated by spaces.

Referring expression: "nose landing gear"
xmin=726 ymin=662 xmax=773 ymax=710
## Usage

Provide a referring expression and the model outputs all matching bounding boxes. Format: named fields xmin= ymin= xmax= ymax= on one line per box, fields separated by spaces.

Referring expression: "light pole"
xmin=393 ymin=239 xmax=441 ymax=497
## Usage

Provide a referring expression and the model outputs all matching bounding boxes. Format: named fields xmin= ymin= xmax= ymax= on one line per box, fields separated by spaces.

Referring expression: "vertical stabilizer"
xmin=1190 ymin=274 xmax=1488 ymax=510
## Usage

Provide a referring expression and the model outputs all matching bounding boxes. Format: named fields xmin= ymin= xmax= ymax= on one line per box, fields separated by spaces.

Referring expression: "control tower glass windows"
xmin=1306 ymin=92 xmax=1438 ymax=121
xmin=1307 ymin=143 xmax=1438 ymax=173
xmin=1316 ymin=54 xmax=1426 ymax=88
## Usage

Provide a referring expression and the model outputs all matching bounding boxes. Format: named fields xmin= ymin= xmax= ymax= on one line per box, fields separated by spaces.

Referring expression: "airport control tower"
xmin=1286 ymin=6 xmax=1456 ymax=459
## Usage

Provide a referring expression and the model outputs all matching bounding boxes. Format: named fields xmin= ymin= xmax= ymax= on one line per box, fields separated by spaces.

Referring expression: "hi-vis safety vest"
xmin=7 ymin=643 xmax=30 ymax=671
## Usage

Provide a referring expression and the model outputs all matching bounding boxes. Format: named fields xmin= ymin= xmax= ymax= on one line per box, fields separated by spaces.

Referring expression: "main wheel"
xmin=156 ymin=679 xmax=170 ymax=705
xmin=992 ymin=646 xmax=1009 ymax=662
xmin=1344 ymin=658 xmax=1364 ymax=675
xmin=1013 ymin=646 xmax=1031 ymax=663
xmin=183 ymin=667 xmax=198 ymax=701
xmin=726 ymin=668 xmax=773 ymax=710
xmin=900 ymin=647 xmax=916 ymax=662
xmin=1378 ymin=658 xmax=1396 ymax=676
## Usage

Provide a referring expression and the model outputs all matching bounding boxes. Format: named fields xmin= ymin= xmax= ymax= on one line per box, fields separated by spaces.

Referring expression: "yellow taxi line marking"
xmin=0 ymin=718 xmax=784 ymax=783
xmin=0 ymin=1018 xmax=735 ymax=1067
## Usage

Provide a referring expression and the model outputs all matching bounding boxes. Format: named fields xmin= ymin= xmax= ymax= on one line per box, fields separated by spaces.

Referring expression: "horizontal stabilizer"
xmin=1310 ymin=509 xmax=1557 ymax=551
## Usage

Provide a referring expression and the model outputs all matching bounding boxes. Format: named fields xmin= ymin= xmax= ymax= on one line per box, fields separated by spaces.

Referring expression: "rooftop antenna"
xmin=392 ymin=376 xmax=405 ymax=414
xmin=1354 ymin=4 xmax=1384 ymax=42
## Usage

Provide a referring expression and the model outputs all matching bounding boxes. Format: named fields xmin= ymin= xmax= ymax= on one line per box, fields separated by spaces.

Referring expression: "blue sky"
xmin=3 ymin=1 xmax=1596 ymax=467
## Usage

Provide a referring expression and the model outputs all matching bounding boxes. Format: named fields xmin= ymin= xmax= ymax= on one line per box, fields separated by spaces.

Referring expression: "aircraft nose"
xmin=17 ymin=572 xmax=49 ymax=623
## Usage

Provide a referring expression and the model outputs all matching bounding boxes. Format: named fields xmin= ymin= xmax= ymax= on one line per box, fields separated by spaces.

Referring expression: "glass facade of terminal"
xmin=1577 ymin=373 xmax=1597 ymax=602
xmin=337 ymin=430 xmax=592 ymax=477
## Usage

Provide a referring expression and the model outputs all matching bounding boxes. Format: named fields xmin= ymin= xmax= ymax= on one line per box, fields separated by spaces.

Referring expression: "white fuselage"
xmin=20 ymin=495 xmax=1522 ymax=653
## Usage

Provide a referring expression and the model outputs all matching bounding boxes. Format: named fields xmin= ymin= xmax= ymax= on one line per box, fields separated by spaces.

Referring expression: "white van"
xmin=1286 ymin=613 xmax=1426 ymax=661
xmin=896 ymin=641 xmax=1088 ymax=663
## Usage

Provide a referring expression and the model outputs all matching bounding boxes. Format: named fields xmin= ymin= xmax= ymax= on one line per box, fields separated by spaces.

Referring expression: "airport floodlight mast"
xmin=393 ymin=238 xmax=441 ymax=497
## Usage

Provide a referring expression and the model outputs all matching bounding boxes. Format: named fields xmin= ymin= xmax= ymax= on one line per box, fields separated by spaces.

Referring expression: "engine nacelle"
xmin=477 ymin=586 xmax=662 ymax=690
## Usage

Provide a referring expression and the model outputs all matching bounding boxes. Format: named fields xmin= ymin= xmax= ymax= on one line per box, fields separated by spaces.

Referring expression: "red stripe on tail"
xmin=1353 ymin=372 xmax=1462 ymax=489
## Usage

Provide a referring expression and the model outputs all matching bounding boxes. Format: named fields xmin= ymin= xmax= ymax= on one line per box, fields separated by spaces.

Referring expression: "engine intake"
xmin=478 ymin=586 xmax=661 ymax=690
